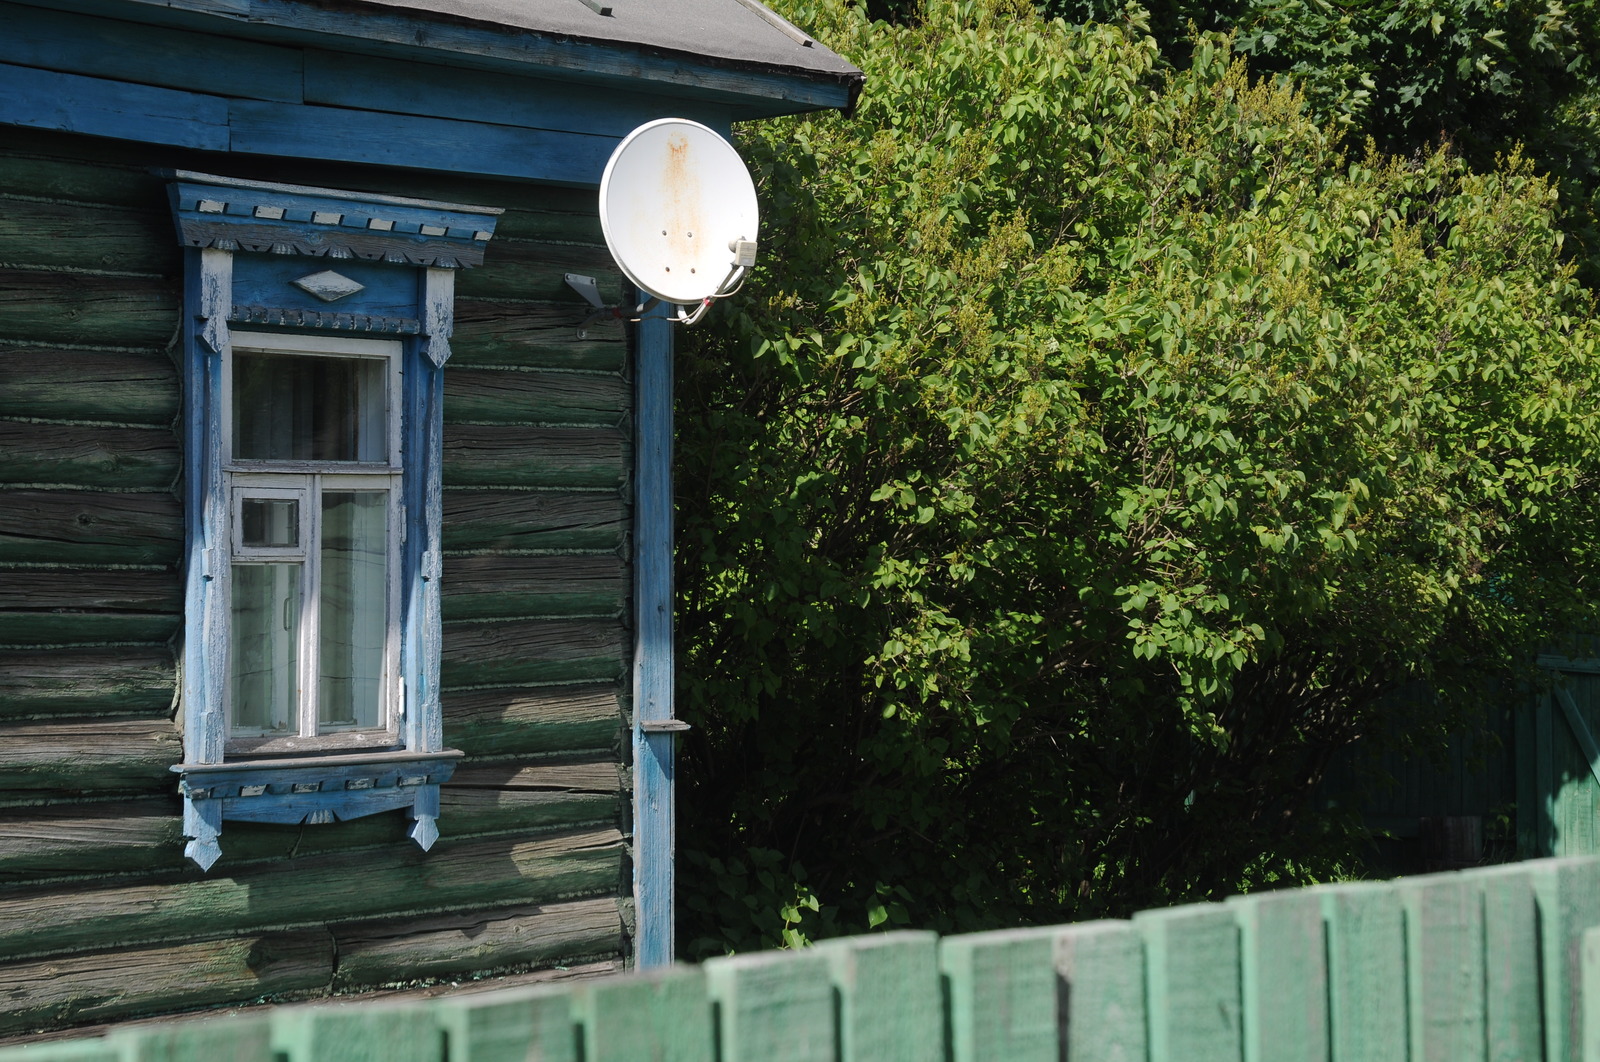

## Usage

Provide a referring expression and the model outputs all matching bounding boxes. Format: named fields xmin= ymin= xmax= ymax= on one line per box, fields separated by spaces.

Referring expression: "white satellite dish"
xmin=598 ymin=118 xmax=759 ymax=323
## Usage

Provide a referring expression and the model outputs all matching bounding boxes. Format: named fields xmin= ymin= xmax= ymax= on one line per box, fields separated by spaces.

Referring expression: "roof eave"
xmin=36 ymin=0 xmax=862 ymax=118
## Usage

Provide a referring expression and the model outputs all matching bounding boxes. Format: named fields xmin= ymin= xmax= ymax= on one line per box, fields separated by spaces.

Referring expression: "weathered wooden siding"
xmin=0 ymin=126 xmax=632 ymax=1036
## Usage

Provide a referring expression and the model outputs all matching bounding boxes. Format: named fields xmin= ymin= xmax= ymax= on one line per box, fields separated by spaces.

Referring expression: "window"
xmin=168 ymin=172 xmax=501 ymax=870
xmin=225 ymin=333 xmax=402 ymax=753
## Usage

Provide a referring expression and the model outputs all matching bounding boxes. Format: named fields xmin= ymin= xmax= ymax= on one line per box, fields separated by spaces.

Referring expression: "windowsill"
xmin=172 ymin=748 xmax=463 ymax=774
xmin=172 ymin=749 xmax=463 ymax=820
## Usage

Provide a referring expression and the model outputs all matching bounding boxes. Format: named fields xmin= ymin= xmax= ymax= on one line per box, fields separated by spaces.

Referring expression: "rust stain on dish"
xmin=662 ymin=134 xmax=702 ymax=276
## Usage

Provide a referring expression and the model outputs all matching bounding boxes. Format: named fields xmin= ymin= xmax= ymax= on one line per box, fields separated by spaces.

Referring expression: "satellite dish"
xmin=599 ymin=118 xmax=759 ymax=319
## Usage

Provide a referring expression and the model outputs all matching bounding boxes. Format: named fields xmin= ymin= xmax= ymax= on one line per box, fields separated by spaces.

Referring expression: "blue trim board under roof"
xmin=0 ymin=0 xmax=859 ymax=185
xmin=15 ymin=0 xmax=864 ymax=120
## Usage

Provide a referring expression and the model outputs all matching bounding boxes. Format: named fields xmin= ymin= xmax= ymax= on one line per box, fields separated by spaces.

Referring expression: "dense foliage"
xmin=1045 ymin=0 xmax=1600 ymax=270
xmin=674 ymin=0 xmax=1600 ymax=954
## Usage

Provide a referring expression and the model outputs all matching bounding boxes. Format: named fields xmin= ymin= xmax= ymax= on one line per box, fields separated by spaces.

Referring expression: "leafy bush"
xmin=675 ymin=0 xmax=1600 ymax=954
xmin=1045 ymin=0 xmax=1600 ymax=272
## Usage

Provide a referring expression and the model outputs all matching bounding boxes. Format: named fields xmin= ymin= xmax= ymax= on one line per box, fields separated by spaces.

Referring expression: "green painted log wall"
xmin=0 ymin=125 xmax=632 ymax=1036
xmin=10 ymin=856 xmax=1600 ymax=1061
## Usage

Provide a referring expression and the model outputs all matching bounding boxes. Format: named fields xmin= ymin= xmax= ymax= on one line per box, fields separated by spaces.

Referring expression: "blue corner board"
xmin=633 ymin=298 xmax=676 ymax=967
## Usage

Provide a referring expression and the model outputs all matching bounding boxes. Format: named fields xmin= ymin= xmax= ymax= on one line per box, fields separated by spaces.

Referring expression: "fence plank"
xmin=705 ymin=949 xmax=835 ymax=1062
xmin=1320 ymin=882 xmax=1407 ymax=1062
xmin=573 ymin=964 xmax=711 ymax=1062
xmin=1136 ymin=904 xmax=1242 ymax=1062
xmin=1228 ymin=890 xmax=1327 ymax=1062
xmin=1477 ymin=865 xmax=1543 ymax=1062
xmin=1533 ymin=857 xmax=1600 ymax=1062
xmin=114 ymin=1015 xmax=272 ymax=1062
xmin=1401 ymin=872 xmax=1486 ymax=1062
xmin=1583 ymin=926 xmax=1600 ymax=1062
xmin=819 ymin=931 xmax=942 ymax=1062
xmin=1054 ymin=920 xmax=1145 ymax=1062
xmin=0 ymin=1043 xmax=120 ymax=1062
xmin=271 ymin=1002 xmax=440 ymax=1062
xmin=941 ymin=926 xmax=1059 ymax=1062
xmin=433 ymin=984 xmax=575 ymax=1062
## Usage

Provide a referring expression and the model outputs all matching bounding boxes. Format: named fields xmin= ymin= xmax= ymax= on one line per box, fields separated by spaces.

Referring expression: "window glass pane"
xmin=319 ymin=491 xmax=387 ymax=731
xmin=234 ymin=352 xmax=386 ymax=462
xmin=240 ymin=497 xmax=298 ymax=548
xmin=230 ymin=563 xmax=301 ymax=736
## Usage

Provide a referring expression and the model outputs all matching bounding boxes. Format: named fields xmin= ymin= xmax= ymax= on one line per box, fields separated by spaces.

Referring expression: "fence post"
xmin=939 ymin=927 xmax=1060 ymax=1062
xmin=1055 ymin=920 xmax=1145 ymax=1062
xmin=1228 ymin=890 xmax=1326 ymax=1062
xmin=571 ymin=964 xmax=711 ymax=1062
xmin=1319 ymin=882 xmax=1406 ymax=1062
xmin=704 ymin=948 xmax=835 ymax=1062
xmin=1399 ymin=872 xmax=1486 ymax=1062
xmin=1134 ymin=904 xmax=1242 ymax=1062
xmin=817 ymin=931 xmax=941 ymax=1062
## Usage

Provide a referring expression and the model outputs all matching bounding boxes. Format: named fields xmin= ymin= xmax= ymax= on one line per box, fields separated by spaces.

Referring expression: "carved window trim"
xmin=168 ymin=172 xmax=501 ymax=870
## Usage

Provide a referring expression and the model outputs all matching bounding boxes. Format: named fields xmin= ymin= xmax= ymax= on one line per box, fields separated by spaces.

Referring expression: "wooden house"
xmin=0 ymin=0 xmax=860 ymax=1037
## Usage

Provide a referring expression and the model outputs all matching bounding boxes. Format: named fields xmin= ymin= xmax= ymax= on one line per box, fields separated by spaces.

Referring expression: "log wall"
xmin=0 ymin=126 xmax=633 ymax=1036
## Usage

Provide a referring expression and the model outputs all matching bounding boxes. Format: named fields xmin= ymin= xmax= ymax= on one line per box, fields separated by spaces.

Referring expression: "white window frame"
xmin=222 ymin=332 xmax=405 ymax=756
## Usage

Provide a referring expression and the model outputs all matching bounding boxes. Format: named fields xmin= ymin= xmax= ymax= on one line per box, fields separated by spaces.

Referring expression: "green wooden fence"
xmin=13 ymin=855 xmax=1600 ymax=1062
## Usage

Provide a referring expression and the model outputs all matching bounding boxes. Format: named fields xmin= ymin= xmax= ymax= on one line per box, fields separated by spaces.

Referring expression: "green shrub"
xmin=676 ymin=0 xmax=1600 ymax=953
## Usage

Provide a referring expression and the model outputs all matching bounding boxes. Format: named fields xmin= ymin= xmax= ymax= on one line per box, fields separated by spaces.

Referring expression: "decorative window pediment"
xmin=170 ymin=173 xmax=501 ymax=870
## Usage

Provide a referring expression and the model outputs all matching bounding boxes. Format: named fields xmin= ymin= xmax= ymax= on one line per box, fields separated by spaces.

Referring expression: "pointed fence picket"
xmin=14 ymin=855 xmax=1600 ymax=1062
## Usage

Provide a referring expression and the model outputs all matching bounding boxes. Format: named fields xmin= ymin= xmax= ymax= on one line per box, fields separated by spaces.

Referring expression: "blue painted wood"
xmin=170 ymin=176 xmax=499 ymax=268
xmin=229 ymin=100 xmax=618 ymax=188
xmin=633 ymin=301 xmax=676 ymax=968
xmin=303 ymin=50 xmax=731 ymax=142
xmin=62 ymin=0 xmax=858 ymax=117
xmin=231 ymin=257 xmax=420 ymax=322
xmin=402 ymin=332 xmax=429 ymax=755
xmin=422 ymin=267 xmax=454 ymax=370
xmin=413 ymin=335 xmax=447 ymax=753
xmin=0 ymin=61 xmax=229 ymax=151
xmin=179 ymin=246 xmax=229 ymax=872
xmin=0 ymin=2 xmax=303 ymax=103
xmin=194 ymin=248 xmax=231 ymax=768
xmin=171 ymin=177 xmax=473 ymax=868
xmin=221 ymin=787 xmax=415 ymax=825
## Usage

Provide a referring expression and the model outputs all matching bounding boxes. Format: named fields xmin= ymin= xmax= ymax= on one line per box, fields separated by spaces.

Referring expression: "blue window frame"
xmin=168 ymin=173 xmax=500 ymax=870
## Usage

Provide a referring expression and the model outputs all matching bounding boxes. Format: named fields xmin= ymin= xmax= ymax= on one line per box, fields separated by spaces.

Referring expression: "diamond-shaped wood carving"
xmin=293 ymin=270 xmax=365 ymax=303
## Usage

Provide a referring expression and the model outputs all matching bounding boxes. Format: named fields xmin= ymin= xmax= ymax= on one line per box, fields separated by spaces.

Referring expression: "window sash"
xmin=222 ymin=331 xmax=403 ymax=472
xmin=223 ymin=333 xmax=405 ymax=755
